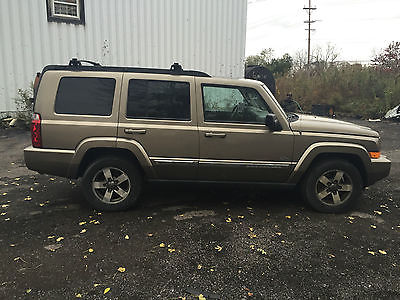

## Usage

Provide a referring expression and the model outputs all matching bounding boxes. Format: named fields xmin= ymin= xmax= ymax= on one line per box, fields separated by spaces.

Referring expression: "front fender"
xmin=288 ymin=142 xmax=371 ymax=184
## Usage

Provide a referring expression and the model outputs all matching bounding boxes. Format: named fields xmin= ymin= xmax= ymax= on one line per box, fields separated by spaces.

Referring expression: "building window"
xmin=46 ymin=0 xmax=85 ymax=25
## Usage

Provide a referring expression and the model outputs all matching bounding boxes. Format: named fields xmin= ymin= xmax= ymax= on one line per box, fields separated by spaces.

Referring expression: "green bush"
xmin=276 ymin=64 xmax=400 ymax=119
xmin=14 ymin=85 xmax=34 ymax=129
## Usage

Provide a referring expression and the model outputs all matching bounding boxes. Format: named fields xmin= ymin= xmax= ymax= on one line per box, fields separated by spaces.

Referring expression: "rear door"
xmin=118 ymin=74 xmax=198 ymax=180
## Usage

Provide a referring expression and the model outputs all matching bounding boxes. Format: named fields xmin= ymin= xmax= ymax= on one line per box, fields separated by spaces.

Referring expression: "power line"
xmin=303 ymin=0 xmax=317 ymax=66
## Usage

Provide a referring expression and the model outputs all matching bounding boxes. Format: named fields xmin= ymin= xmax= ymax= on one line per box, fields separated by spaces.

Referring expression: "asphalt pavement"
xmin=0 ymin=119 xmax=399 ymax=299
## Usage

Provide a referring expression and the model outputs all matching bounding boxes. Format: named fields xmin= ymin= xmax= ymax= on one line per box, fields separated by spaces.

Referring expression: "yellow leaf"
xmin=328 ymin=254 xmax=335 ymax=258
xmin=226 ymin=217 xmax=232 ymax=223
xmin=147 ymin=216 xmax=153 ymax=220
xmin=159 ymin=243 xmax=166 ymax=248
xmin=2 ymin=192 xmax=7 ymax=196
xmin=80 ymin=229 xmax=87 ymax=234
xmin=39 ymin=203 xmax=45 ymax=207
xmin=198 ymin=294 xmax=206 ymax=300
xmin=348 ymin=216 xmax=355 ymax=220
xmin=368 ymin=251 xmax=376 ymax=255
xmin=285 ymin=215 xmax=291 ymax=219
xmin=4 ymin=218 xmax=10 ymax=221
xmin=93 ymin=283 xmax=100 ymax=287
xmin=249 ymin=227 xmax=254 ymax=232
xmin=48 ymin=235 xmax=55 ymax=239
xmin=26 ymin=289 xmax=31 ymax=294
xmin=24 ymin=196 xmax=32 ymax=201
xmin=197 ymin=264 xmax=202 ymax=270
xmin=15 ymin=177 xmax=20 ymax=181
xmin=56 ymin=237 xmax=64 ymax=242
xmin=1 ymin=212 xmax=6 ymax=216
xmin=379 ymin=250 xmax=387 ymax=255
xmin=168 ymin=248 xmax=176 ymax=253
xmin=374 ymin=210 xmax=382 ymax=215
xmin=49 ymin=178 xmax=55 ymax=181
xmin=124 ymin=235 xmax=129 ymax=240
xmin=79 ymin=221 xmax=86 ymax=226
xmin=147 ymin=233 xmax=153 ymax=237
xmin=93 ymin=221 xmax=100 ymax=225
xmin=276 ymin=232 xmax=282 ymax=236
xmin=248 ymin=233 xmax=257 ymax=239
xmin=76 ymin=293 xmax=82 ymax=298
xmin=238 ymin=215 xmax=244 ymax=219
xmin=104 ymin=287 xmax=110 ymax=294
xmin=88 ymin=248 xmax=94 ymax=253
xmin=10 ymin=244 xmax=16 ymax=247
xmin=1 ymin=204 xmax=9 ymax=208
xmin=117 ymin=267 xmax=126 ymax=273
xmin=215 ymin=245 xmax=223 ymax=252
xmin=370 ymin=225 xmax=377 ymax=229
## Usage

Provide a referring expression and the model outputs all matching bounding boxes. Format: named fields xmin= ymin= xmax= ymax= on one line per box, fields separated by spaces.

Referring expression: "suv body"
xmin=24 ymin=60 xmax=391 ymax=212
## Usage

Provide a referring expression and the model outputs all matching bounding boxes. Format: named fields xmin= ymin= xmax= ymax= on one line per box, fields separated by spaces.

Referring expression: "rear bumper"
xmin=24 ymin=146 xmax=75 ymax=178
xmin=367 ymin=155 xmax=391 ymax=186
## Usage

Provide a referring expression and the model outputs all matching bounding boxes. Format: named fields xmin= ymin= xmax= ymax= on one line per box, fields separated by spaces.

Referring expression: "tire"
xmin=301 ymin=159 xmax=363 ymax=213
xmin=81 ymin=156 xmax=143 ymax=211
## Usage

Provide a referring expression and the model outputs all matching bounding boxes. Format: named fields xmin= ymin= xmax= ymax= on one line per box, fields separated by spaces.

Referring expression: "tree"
xmin=245 ymin=48 xmax=293 ymax=77
xmin=372 ymin=41 xmax=400 ymax=74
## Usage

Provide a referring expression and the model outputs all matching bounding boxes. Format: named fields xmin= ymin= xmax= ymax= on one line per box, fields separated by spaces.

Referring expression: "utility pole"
xmin=303 ymin=0 xmax=316 ymax=66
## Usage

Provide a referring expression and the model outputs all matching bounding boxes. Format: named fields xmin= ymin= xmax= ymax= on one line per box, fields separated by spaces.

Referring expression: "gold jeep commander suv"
xmin=24 ymin=59 xmax=391 ymax=213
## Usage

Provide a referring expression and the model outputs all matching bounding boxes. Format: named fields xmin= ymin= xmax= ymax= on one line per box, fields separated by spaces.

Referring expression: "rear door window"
xmin=55 ymin=77 xmax=116 ymax=116
xmin=127 ymin=79 xmax=190 ymax=121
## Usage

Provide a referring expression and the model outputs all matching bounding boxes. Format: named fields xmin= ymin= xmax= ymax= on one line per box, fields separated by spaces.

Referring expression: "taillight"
xmin=31 ymin=113 xmax=42 ymax=148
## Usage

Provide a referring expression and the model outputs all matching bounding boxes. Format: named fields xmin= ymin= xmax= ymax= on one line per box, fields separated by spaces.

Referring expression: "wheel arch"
xmin=289 ymin=142 xmax=371 ymax=187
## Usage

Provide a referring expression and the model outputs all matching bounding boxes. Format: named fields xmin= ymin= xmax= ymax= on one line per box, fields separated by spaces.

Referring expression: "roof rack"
xmin=42 ymin=58 xmax=211 ymax=77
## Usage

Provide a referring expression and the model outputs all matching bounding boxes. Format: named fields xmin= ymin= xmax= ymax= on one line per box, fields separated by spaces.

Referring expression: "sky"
xmin=246 ymin=0 xmax=400 ymax=62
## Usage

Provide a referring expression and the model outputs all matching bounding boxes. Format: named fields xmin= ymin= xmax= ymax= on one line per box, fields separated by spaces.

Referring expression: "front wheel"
xmin=301 ymin=159 xmax=363 ymax=213
xmin=81 ymin=156 xmax=143 ymax=211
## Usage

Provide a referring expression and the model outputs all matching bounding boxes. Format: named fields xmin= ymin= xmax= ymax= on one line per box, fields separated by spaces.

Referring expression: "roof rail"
xmin=42 ymin=59 xmax=211 ymax=77
xmin=69 ymin=58 xmax=101 ymax=67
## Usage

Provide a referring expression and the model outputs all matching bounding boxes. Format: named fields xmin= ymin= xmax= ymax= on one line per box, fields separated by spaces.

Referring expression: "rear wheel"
xmin=82 ymin=156 xmax=143 ymax=211
xmin=301 ymin=159 xmax=363 ymax=213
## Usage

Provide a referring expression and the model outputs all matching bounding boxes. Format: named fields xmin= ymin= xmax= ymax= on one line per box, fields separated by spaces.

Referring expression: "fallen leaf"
xmin=168 ymin=248 xmax=176 ymax=253
xmin=248 ymin=233 xmax=257 ymax=239
xmin=56 ymin=237 xmax=64 ymax=242
xmin=276 ymin=232 xmax=282 ymax=236
xmin=256 ymin=248 xmax=267 ymax=255
xmin=15 ymin=177 xmax=20 ymax=181
xmin=379 ymin=250 xmax=387 ymax=255
xmin=159 ymin=243 xmax=166 ymax=248
xmin=88 ymin=248 xmax=94 ymax=253
xmin=93 ymin=221 xmax=100 ymax=225
xmin=124 ymin=235 xmax=129 ymax=240
xmin=370 ymin=225 xmax=377 ymax=229
xmin=199 ymin=294 xmax=206 ymax=300
xmin=49 ymin=178 xmax=55 ymax=181
xmin=197 ymin=264 xmax=202 ymax=270
xmin=1 ymin=204 xmax=9 ymax=208
xmin=147 ymin=233 xmax=153 ymax=237
xmin=1 ymin=212 xmax=6 ymax=216
xmin=80 ymin=229 xmax=87 ymax=234
xmin=47 ymin=235 xmax=55 ymax=239
xmin=215 ymin=245 xmax=223 ymax=252
xmin=24 ymin=196 xmax=32 ymax=201
xmin=147 ymin=216 xmax=153 ymax=220
xmin=10 ymin=244 xmax=16 ymax=247
xmin=76 ymin=293 xmax=82 ymax=298
xmin=285 ymin=215 xmax=291 ymax=219
xmin=249 ymin=227 xmax=254 ymax=232
xmin=248 ymin=292 xmax=254 ymax=296
xmin=104 ymin=287 xmax=110 ymax=294
xmin=117 ymin=267 xmax=126 ymax=273
xmin=4 ymin=218 xmax=10 ymax=221
xmin=328 ymin=254 xmax=335 ymax=258
xmin=226 ymin=217 xmax=232 ymax=223
xmin=2 ymin=192 xmax=7 ymax=196
xmin=26 ymin=289 xmax=32 ymax=294
xmin=238 ymin=215 xmax=244 ymax=219
xmin=374 ymin=210 xmax=382 ymax=215
xmin=247 ymin=207 xmax=253 ymax=210
xmin=368 ymin=251 xmax=376 ymax=255
xmin=39 ymin=203 xmax=45 ymax=207
xmin=79 ymin=221 xmax=86 ymax=226
xmin=93 ymin=283 xmax=100 ymax=287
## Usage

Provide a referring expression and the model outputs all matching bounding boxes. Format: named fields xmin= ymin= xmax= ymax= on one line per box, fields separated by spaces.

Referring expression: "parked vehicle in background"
xmin=384 ymin=104 xmax=400 ymax=121
xmin=24 ymin=59 xmax=391 ymax=213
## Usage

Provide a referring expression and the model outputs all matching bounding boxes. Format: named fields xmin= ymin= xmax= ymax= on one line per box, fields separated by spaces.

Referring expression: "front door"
xmin=196 ymin=78 xmax=295 ymax=182
xmin=118 ymin=74 xmax=198 ymax=180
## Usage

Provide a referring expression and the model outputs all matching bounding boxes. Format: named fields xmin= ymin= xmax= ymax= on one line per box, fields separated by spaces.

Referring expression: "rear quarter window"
xmin=55 ymin=77 xmax=116 ymax=116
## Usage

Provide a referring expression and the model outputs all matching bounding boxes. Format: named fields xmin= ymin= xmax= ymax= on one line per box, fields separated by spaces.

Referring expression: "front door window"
xmin=202 ymin=85 xmax=271 ymax=124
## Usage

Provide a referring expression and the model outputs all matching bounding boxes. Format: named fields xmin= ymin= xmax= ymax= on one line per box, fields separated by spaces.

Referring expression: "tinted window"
xmin=55 ymin=77 xmax=115 ymax=116
xmin=202 ymin=85 xmax=271 ymax=124
xmin=127 ymin=79 xmax=190 ymax=120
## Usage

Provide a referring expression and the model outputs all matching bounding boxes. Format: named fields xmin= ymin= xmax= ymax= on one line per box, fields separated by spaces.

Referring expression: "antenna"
xmin=303 ymin=0 xmax=317 ymax=66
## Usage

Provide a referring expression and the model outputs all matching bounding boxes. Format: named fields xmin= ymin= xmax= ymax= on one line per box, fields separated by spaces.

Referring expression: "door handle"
xmin=205 ymin=132 xmax=226 ymax=138
xmin=124 ymin=128 xmax=147 ymax=134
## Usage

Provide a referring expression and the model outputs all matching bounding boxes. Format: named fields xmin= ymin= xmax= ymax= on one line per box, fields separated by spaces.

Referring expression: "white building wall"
xmin=0 ymin=0 xmax=247 ymax=112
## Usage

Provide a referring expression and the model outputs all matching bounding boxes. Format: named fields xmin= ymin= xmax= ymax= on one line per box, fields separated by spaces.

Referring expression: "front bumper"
xmin=367 ymin=155 xmax=391 ymax=186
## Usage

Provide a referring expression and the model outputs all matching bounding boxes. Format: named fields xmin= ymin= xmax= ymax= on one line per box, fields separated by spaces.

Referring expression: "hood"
xmin=290 ymin=114 xmax=379 ymax=138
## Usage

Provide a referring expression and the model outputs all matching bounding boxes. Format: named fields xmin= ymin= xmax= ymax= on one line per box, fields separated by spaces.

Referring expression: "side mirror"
xmin=265 ymin=114 xmax=282 ymax=131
